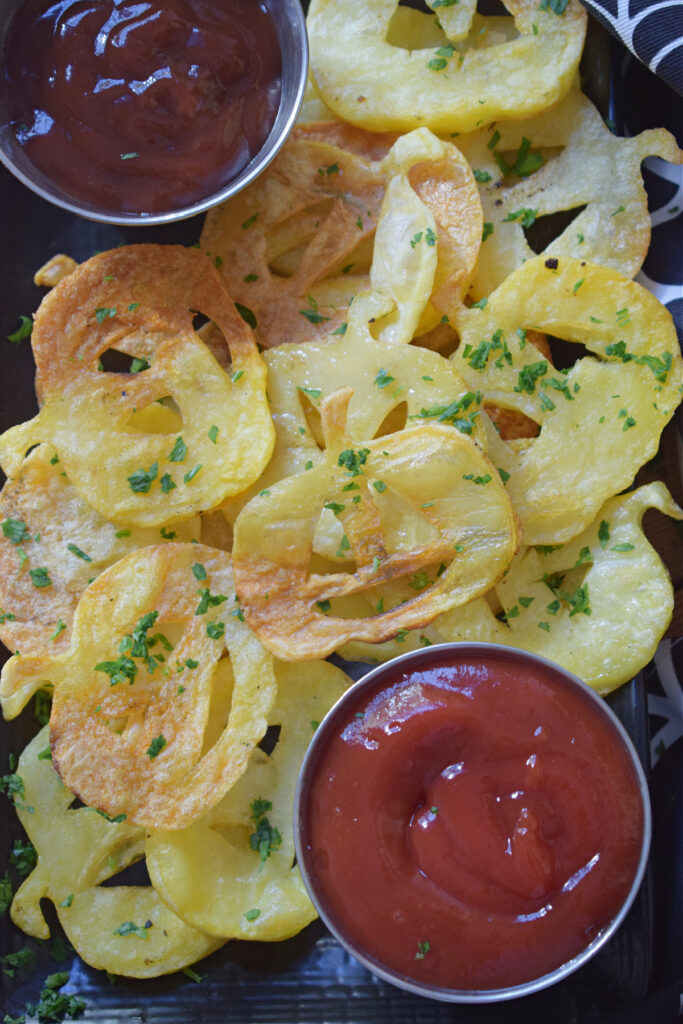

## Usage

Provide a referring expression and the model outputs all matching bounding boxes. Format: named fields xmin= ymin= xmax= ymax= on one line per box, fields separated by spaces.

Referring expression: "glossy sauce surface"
xmin=2 ymin=0 xmax=282 ymax=213
xmin=302 ymin=653 xmax=645 ymax=991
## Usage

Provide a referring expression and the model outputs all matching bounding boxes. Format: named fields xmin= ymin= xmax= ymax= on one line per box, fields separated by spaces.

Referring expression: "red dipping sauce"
xmin=1 ymin=0 xmax=282 ymax=214
xmin=297 ymin=646 xmax=648 ymax=996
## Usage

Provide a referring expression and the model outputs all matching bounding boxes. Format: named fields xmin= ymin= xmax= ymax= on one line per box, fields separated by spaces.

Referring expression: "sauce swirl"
xmin=300 ymin=650 xmax=646 ymax=991
xmin=2 ymin=0 xmax=282 ymax=214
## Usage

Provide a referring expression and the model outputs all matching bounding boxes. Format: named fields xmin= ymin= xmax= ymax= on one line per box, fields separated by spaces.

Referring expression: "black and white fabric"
xmin=581 ymin=0 xmax=683 ymax=97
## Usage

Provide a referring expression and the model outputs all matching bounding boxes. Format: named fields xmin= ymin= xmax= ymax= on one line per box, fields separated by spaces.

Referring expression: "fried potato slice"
xmin=340 ymin=483 xmax=681 ymax=693
xmin=147 ymin=659 xmax=349 ymax=939
xmin=307 ymin=0 xmax=586 ymax=134
xmin=201 ymin=127 xmax=481 ymax=348
xmin=221 ymin=330 xmax=486 ymax=525
xmin=451 ymin=256 xmax=682 ymax=545
xmin=456 ymin=88 xmax=683 ymax=299
xmin=0 ymin=444 xmax=200 ymax=655
xmin=9 ymin=727 xmax=223 ymax=976
xmin=232 ymin=387 xmax=518 ymax=660
xmin=0 ymin=287 xmax=274 ymax=528
xmin=0 ymin=544 xmax=277 ymax=828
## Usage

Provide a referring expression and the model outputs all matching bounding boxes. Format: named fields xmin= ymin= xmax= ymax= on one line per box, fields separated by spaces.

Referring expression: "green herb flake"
xmin=474 ymin=169 xmax=492 ymax=183
xmin=50 ymin=619 xmax=67 ymax=641
xmin=66 ymin=542 xmax=91 ymax=562
xmin=482 ymin=221 xmax=494 ymax=242
xmin=206 ymin=620 xmax=225 ymax=640
xmin=332 ymin=322 xmax=348 ymax=336
xmin=184 ymin=464 xmax=202 ymax=483
xmin=146 ymin=735 xmax=167 ymax=759
xmin=29 ymin=567 xmax=52 ymax=588
xmin=415 ymin=940 xmax=431 ymax=960
xmin=244 ymin=908 xmax=261 ymax=922
xmin=160 ymin=473 xmax=176 ymax=494
xmin=113 ymin=920 xmax=151 ymax=938
xmin=8 ymin=315 xmax=33 ymax=344
xmin=127 ymin=462 xmax=158 ymax=494
xmin=503 ymin=207 xmax=538 ymax=228
xmin=207 ymin=425 xmax=219 ymax=444
xmin=374 ymin=368 xmax=395 ymax=389
xmin=249 ymin=797 xmax=282 ymax=865
xmin=235 ymin=303 xmax=257 ymax=329
xmin=95 ymin=306 xmax=117 ymax=324
xmin=241 ymin=213 xmax=259 ymax=230
xmin=487 ymin=129 xmax=501 ymax=150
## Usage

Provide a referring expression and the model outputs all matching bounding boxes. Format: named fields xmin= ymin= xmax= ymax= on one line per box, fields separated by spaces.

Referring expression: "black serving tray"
xmin=1 ymin=11 xmax=682 ymax=1023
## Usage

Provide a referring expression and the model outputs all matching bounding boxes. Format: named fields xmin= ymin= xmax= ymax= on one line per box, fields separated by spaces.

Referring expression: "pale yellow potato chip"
xmin=9 ymin=727 xmax=223 ymax=976
xmin=451 ymin=256 xmax=682 ymax=544
xmin=33 ymin=253 xmax=77 ymax=289
xmin=147 ymin=659 xmax=349 ymax=940
xmin=220 ymin=330 xmax=486 ymax=527
xmin=0 ymin=327 xmax=274 ymax=529
xmin=455 ymin=87 xmax=683 ymax=298
xmin=307 ymin=0 xmax=586 ymax=133
xmin=343 ymin=483 xmax=681 ymax=694
xmin=233 ymin=388 xmax=518 ymax=660
xmin=0 ymin=444 xmax=200 ymax=656
xmin=1 ymin=545 xmax=277 ymax=828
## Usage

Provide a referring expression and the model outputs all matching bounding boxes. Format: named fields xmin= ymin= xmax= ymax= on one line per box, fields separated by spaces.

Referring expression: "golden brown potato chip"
xmin=307 ymin=0 xmax=586 ymax=134
xmin=10 ymin=728 xmax=223 ymax=977
xmin=33 ymin=253 xmax=77 ymax=289
xmin=0 ymin=255 xmax=275 ymax=529
xmin=1 ymin=544 xmax=277 ymax=828
xmin=0 ymin=444 xmax=200 ymax=656
xmin=340 ymin=483 xmax=682 ymax=693
xmin=233 ymin=387 xmax=518 ymax=660
xmin=456 ymin=88 xmax=683 ymax=299
xmin=202 ymin=127 xmax=481 ymax=348
xmin=451 ymin=256 xmax=682 ymax=544
xmin=147 ymin=659 xmax=350 ymax=940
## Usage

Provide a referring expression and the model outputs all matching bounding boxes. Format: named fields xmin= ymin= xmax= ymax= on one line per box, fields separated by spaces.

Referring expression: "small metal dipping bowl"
xmin=294 ymin=643 xmax=652 ymax=1004
xmin=0 ymin=0 xmax=308 ymax=225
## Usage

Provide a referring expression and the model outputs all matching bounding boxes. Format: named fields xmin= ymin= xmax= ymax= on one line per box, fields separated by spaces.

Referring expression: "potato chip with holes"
xmin=221 ymin=330 xmax=487 ymax=525
xmin=202 ymin=126 xmax=481 ymax=348
xmin=0 ymin=444 xmax=200 ymax=655
xmin=0 ymin=286 xmax=274 ymax=528
xmin=340 ymin=483 xmax=681 ymax=693
xmin=307 ymin=0 xmax=586 ymax=134
xmin=456 ymin=88 xmax=683 ymax=299
xmin=0 ymin=544 xmax=277 ymax=828
xmin=232 ymin=387 xmax=518 ymax=660
xmin=9 ymin=727 xmax=223 ymax=976
xmin=147 ymin=659 xmax=349 ymax=940
xmin=451 ymin=256 xmax=682 ymax=545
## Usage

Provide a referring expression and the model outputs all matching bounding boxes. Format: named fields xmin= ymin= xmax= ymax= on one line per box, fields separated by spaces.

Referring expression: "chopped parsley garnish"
xmin=94 ymin=306 xmax=117 ymax=323
xmin=317 ymin=600 xmax=331 ymax=613
xmin=192 ymin=563 xmax=208 ymax=581
xmin=2 ymin=518 xmax=31 ymax=545
xmin=146 ymin=735 xmax=166 ymax=759
xmin=206 ymin=621 xmax=225 ymax=640
xmin=498 ymin=467 xmax=510 ymax=483
xmin=414 ymin=391 xmax=481 ymax=435
xmin=120 ymin=151 xmax=138 ymax=160
xmin=298 ymin=386 xmax=322 ymax=401
xmin=482 ymin=222 xmax=494 ymax=242
xmin=503 ymin=207 xmax=538 ymax=228
xmin=425 ymin=227 xmax=437 ymax=246
xmin=244 ymin=908 xmax=261 ymax=921
xmin=462 ymin=473 xmax=491 ymax=485
xmin=160 ymin=473 xmax=176 ymax=493
xmin=373 ymin=480 xmax=387 ymax=493
xmin=249 ymin=797 xmax=282 ymax=865
xmin=470 ymin=297 xmax=488 ymax=310
xmin=374 ymin=368 xmax=395 ymax=389
xmin=113 ymin=920 xmax=151 ymax=938
xmin=410 ymin=231 xmax=423 ymax=248
xmin=66 ymin=543 xmax=91 ymax=562
xmin=514 ymin=360 xmax=548 ymax=394
xmin=9 ymin=839 xmax=36 ymax=876
xmin=168 ymin=437 xmax=187 ymax=463
xmin=8 ymin=315 xmax=33 ymax=343
xmin=195 ymin=588 xmax=228 ymax=615
xmin=208 ymin=425 xmax=219 ymax=445
xmin=539 ymin=0 xmax=569 ymax=12
xmin=324 ymin=502 xmax=345 ymax=516
xmin=332 ymin=322 xmax=348 ymax=336
xmin=50 ymin=619 xmax=66 ymax=641
xmin=29 ymin=567 xmax=52 ymax=588
xmin=338 ymin=448 xmax=370 ymax=476
xmin=300 ymin=307 xmax=330 ymax=325
xmin=336 ymin=535 xmax=351 ymax=559
xmin=183 ymin=464 xmax=202 ymax=483
xmin=474 ymin=169 xmax=492 ymax=183
xmin=127 ymin=462 xmax=158 ymax=494
xmin=415 ymin=940 xmax=431 ymax=960
xmin=494 ymin=136 xmax=544 ymax=178
xmin=409 ymin=572 xmax=430 ymax=591
xmin=241 ymin=213 xmax=259 ymax=229
xmin=235 ymin=303 xmax=257 ymax=329
xmin=159 ymin=526 xmax=176 ymax=540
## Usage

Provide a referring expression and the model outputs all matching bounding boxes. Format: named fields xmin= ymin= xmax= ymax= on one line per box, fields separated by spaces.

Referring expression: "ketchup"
xmin=300 ymin=650 xmax=646 ymax=991
xmin=2 ymin=0 xmax=282 ymax=214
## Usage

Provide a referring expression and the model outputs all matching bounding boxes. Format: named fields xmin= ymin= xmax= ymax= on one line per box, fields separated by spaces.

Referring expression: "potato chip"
xmin=340 ymin=483 xmax=681 ymax=693
xmin=0 ymin=266 xmax=275 ymax=528
xmin=455 ymin=87 xmax=683 ymax=299
xmin=1 ymin=544 xmax=277 ymax=828
xmin=451 ymin=256 xmax=682 ymax=544
xmin=0 ymin=444 xmax=200 ymax=655
xmin=221 ymin=328 xmax=487 ymax=527
xmin=10 ymin=727 xmax=223 ymax=976
xmin=147 ymin=659 xmax=349 ymax=940
xmin=307 ymin=0 xmax=586 ymax=134
xmin=202 ymin=126 xmax=481 ymax=348
xmin=33 ymin=253 xmax=77 ymax=289
xmin=232 ymin=387 xmax=517 ymax=660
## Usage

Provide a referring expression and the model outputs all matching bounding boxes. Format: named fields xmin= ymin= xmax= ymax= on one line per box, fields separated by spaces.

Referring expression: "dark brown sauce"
xmin=2 ymin=0 xmax=282 ymax=214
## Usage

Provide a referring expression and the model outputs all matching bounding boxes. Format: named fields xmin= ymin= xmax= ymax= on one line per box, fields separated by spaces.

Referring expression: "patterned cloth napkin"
xmin=580 ymin=0 xmax=683 ymax=96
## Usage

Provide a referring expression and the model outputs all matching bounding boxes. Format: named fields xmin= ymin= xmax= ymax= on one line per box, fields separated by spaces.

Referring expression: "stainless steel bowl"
xmin=294 ymin=643 xmax=652 ymax=1004
xmin=0 ymin=0 xmax=308 ymax=225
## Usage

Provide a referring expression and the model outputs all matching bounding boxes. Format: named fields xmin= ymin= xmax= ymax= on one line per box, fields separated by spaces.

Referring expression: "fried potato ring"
xmin=9 ymin=728 xmax=223 ymax=976
xmin=221 ymin=330 xmax=486 ymax=525
xmin=457 ymin=88 xmax=683 ymax=299
xmin=0 ymin=262 xmax=275 ymax=528
xmin=451 ymin=256 xmax=682 ymax=545
xmin=0 ymin=544 xmax=277 ymax=828
xmin=307 ymin=0 xmax=586 ymax=134
xmin=147 ymin=659 xmax=349 ymax=940
xmin=340 ymin=483 xmax=682 ymax=694
xmin=202 ymin=127 xmax=481 ymax=348
xmin=232 ymin=387 xmax=518 ymax=660
xmin=0 ymin=444 xmax=200 ymax=656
